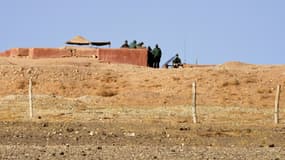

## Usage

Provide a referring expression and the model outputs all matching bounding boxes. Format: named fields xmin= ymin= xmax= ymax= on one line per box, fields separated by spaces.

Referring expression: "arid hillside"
xmin=0 ymin=58 xmax=284 ymax=108
xmin=1 ymin=57 xmax=285 ymax=159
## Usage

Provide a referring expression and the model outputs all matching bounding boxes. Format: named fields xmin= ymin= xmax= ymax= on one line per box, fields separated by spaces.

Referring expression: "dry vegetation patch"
xmin=221 ymin=79 xmax=240 ymax=87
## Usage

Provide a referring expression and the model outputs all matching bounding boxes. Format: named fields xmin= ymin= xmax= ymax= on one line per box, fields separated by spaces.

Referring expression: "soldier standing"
xmin=152 ymin=44 xmax=162 ymax=68
xmin=147 ymin=46 xmax=153 ymax=67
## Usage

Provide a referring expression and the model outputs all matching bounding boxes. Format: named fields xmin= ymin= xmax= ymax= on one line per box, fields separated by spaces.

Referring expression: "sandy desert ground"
xmin=0 ymin=57 xmax=285 ymax=159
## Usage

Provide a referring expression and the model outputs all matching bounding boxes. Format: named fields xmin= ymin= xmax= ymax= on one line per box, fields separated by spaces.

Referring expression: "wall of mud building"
xmin=29 ymin=48 xmax=71 ymax=58
xmin=10 ymin=48 xmax=29 ymax=57
xmin=98 ymin=48 xmax=147 ymax=66
xmin=0 ymin=47 xmax=147 ymax=66
xmin=70 ymin=48 xmax=99 ymax=58
xmin=0 ymin=50 xmax=10 ymax=57
xmin=29 ymin=48 xmax=99 ymax=59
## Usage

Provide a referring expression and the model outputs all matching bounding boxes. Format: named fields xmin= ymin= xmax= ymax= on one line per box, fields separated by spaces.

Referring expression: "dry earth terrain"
xmin=0 ymin=57 xmax=285 ymax=159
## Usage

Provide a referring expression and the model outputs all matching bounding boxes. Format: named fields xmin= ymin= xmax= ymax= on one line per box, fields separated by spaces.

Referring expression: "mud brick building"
xmin=0 ymin=47 xmax=147 ymax=67
xmin=0 ymin=36 xmax=148 ymax=66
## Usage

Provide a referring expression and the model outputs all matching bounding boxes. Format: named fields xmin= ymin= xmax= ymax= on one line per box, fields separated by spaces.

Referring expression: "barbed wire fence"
xmin=0 ymin=78 xmax=283 ymax=125
xmin=190 ymin=82 xmax=283 ymax=125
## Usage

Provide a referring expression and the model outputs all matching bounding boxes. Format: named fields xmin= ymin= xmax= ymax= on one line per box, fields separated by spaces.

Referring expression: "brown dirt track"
xmin=0 ymin=57 xmax=285 ymax=159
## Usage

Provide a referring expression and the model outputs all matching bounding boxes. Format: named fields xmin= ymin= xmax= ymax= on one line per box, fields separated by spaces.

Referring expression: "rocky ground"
xmin=0 ymin=57 xmax=285 ymax=159
xmin=0 ymin=120 xmax=284 ymax=159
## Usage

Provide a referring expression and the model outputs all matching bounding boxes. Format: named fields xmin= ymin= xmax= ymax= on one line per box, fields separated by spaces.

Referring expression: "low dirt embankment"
xmin=0 ymin=58 xmax=284 ymax=108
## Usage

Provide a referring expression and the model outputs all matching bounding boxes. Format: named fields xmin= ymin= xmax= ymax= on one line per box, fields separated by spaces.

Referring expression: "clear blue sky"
xmin=0 ymin=0 xmax=284 ymax=64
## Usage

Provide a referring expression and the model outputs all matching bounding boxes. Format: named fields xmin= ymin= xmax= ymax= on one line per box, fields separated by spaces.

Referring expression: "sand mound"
xmin=222 ymin=61 xmax=251 ymax=67
xmin=218 ymin=61 xmax=257 ymax=70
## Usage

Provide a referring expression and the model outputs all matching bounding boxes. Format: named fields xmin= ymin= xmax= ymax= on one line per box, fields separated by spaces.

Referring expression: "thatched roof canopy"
xmin=66 ymin=35 xmax=91 ymax=45
xmin=66 ymin=35 xmax=111 ymax=47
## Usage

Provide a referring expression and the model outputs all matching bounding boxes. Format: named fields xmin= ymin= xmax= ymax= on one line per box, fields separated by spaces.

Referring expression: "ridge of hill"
xmin=0 ymin=58 xmax=284 ymax=108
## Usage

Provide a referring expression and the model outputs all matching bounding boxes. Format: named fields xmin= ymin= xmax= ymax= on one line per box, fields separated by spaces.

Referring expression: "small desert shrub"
xmin=260 ymin=95 xmax=270 ymax=100
xmin=221 ymin=81 xmax=229 ymax=87
xmin=100 ymin=76 xmax=117 ymax=83
xmin=105 ymin=72 xmax=112 ymax=76
xmin=82 ymin=82 xmax=91 ymax=89
xmin=231 ymin=79 xmax=240 ymax=85
xmin=221 ymin=79 xmax=240 ymax=87
xmin=257 ymin=89 xmax=263 ymax=94
xmin=97 ymin=88 xmax=118 ymax=97
xmin=172 ymin=77 xmax=181 ymax=81
xmin=16 ymin=80 xmax=26 ymax=89
xmin=211 ymin=73 xmax=217 ymax=76
xmin=148 ymin=84 xmax=162 ymax=88
xmin=257 ymin=88 xmax=272 ymax=94
xmin=31 ymin=81 xmax=37 ymax=86
xmin=244 ymin=78 xmax=257 ymax=84
xmin=59 ymin=83 xmax=66 ymax=90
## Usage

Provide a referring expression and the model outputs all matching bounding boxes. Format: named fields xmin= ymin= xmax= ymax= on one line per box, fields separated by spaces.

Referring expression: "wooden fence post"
xmin=192 ymin=82 xmax=197 ymax=123
xmin=29 ymin=78 xmax=33 ymax=119
xmin=274 ymin=85 xmax=281 ymax=124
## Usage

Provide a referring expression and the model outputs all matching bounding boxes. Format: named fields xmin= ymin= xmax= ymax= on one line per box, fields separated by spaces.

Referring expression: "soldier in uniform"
xmin=121 ymin=40 xmax=129 ymax=48
xmin=172 ymin=53 xmax=182 ymax=68
xmin=147 ymin=46 xmax=153 ymax=67
xmin=137 ymin=42 xmax=145 ymax=48
xmin=129 ymin=40 xmax=137 ymax=48
xmin=152 ymin=44 xmax=162 ymax=68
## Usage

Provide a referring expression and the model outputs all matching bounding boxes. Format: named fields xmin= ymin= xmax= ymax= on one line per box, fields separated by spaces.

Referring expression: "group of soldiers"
xmin=121 ymin=40 xmax=162 ymax=68
xmin=147 ymin=44 xmax=162 ymax=68
xmin=121 ymin=40 xmax=144 ymax=49
xmin=121 ymin=40 xmax=181 ymax=68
